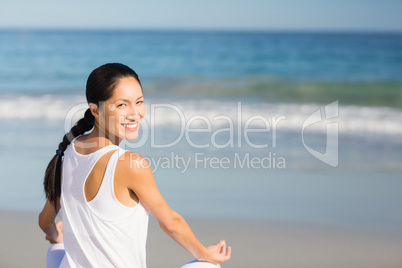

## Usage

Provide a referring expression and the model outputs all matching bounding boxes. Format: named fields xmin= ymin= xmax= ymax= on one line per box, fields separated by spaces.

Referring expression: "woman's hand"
xmin=45 ymin=221 xmax=63 ymax=244
xmin=200 ymin=240 xmax=231 ymax=265
xmin=39 ymin=199 xmax=63 ymax=244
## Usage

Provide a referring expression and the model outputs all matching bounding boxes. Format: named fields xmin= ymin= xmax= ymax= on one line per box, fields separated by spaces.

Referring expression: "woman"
xmin=39 ymin=63 xmax=231 ymax=267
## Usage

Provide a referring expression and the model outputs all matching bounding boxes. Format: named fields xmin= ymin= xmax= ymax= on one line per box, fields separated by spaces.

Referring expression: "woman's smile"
xmin=121 ymin=122 xmax=139 ymax=131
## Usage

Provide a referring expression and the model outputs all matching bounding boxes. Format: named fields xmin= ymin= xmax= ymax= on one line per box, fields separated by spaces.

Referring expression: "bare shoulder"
xmin=117 ymin=151 xmax=152 ymax=176
xmin=115 ymin=151 xmax=155 ymax=192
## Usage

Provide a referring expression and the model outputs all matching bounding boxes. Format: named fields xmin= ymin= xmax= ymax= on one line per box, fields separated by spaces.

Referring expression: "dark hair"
xmin=44 ymin=63 xmax=142 ymax=211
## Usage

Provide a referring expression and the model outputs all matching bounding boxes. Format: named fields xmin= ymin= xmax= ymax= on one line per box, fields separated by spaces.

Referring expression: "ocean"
xmin=0 ymin=30 xmax=401 ymax=233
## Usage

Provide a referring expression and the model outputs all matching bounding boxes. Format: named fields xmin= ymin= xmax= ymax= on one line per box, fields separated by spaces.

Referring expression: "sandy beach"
xmin=1 ymin=210 xmax=402 ymax=268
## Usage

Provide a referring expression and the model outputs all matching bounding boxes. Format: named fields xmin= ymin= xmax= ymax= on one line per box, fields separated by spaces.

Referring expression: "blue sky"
xmin=0 ymin=0 xmax=401 ymax=32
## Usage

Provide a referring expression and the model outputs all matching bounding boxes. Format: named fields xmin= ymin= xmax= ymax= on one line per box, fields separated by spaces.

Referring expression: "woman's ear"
xmin=89 ymin=103 xmax=99 ymax=119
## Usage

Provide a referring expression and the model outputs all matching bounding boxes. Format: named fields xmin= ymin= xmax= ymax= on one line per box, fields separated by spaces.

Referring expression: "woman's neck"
xmin=90 ymin=126 xmax=122 ymax=146
xmin=74 ymin=128 xmax=121 ymax=155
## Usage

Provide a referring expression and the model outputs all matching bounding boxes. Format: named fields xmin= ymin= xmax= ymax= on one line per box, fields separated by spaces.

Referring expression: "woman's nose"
xmin=127 ymin=107 xmax=140 ymax=120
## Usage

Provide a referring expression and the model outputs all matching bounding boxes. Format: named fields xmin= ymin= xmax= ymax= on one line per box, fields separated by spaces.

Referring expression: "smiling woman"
xmin=95 ymin=76 xmax=145 ymax=143
xmin=38 ymin=63 xmax=231 ymax=268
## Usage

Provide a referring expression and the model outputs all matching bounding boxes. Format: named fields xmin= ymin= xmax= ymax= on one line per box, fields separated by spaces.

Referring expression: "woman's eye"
xmin=117 ymin=103 xmax=126 ymax=107
xmin=137 ymin=101 xmax=144 ymax=105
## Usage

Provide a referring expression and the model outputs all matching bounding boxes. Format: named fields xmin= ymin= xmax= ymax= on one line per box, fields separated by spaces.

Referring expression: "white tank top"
xmin=59 ymin=137 xmax=149 ymax=268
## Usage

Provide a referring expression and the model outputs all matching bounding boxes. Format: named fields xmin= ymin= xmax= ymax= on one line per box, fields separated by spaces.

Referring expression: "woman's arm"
xmin=118 ymin=152 xmax=231 ymax=265
xmin=38 ymin=199 xmax=63 ymax=244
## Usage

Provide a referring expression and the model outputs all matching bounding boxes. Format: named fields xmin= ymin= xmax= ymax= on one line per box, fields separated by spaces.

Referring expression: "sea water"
xmin=0 ymin=30 xmax=401 ymax=233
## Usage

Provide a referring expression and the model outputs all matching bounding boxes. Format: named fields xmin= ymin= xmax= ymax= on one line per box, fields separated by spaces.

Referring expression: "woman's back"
xmin=60 ymin=137 xmax=149 ymax=267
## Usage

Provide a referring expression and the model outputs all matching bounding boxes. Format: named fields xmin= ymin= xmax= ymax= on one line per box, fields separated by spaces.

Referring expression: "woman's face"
xmin=97 ymin=76 xmax=145 ymax=142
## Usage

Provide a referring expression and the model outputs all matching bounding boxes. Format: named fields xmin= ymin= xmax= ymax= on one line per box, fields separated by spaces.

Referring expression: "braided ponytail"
xmin=44 ymin=109 xmax=95 ymax=211
xmin=43 ymin=63 xmax=141 ymax=211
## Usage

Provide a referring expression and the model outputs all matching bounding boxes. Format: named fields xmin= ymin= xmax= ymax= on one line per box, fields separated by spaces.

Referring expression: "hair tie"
xmin=56 ymin=149 xmax=64 ymax=156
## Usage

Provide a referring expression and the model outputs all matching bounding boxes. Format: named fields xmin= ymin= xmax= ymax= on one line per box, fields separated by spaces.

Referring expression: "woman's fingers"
xmin=216 ymin=240 xmax=231 ymax=261
xmin=224 ymin=245 xmax=231 ymax=261
xmin=219 ymin=240 xmax=231 ymax=261
xmin=218 ymin=240 xmax=225 ymax=254
xmin=204 ymin=239 xmax=231 ymax=264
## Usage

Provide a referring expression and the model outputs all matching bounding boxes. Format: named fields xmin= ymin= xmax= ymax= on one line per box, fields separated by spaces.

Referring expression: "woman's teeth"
xmin=122 ymin=123 xmax=138 ymax=129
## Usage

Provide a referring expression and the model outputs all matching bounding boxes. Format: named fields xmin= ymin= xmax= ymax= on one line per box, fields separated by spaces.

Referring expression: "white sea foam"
xmin=0 ymin=94 xmax=85 ymax=120
xmin=1 ymin=94 xmax=401 ymax=136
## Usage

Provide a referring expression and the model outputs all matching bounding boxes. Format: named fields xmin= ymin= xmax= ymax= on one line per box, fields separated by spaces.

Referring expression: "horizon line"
xmin=0 ymin=26 xmax=401 ymax=35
